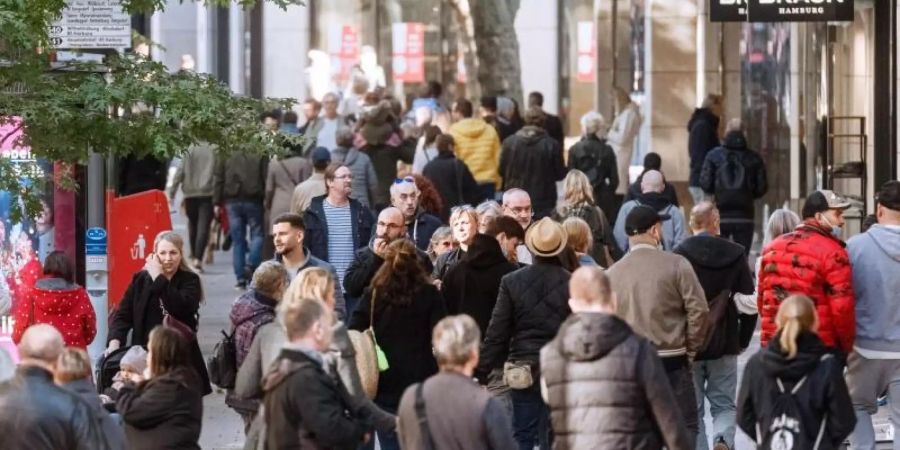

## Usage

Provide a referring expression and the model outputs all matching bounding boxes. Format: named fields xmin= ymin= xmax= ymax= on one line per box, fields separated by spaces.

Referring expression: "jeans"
xmin=664 ymin=356 xmax=698 ymax=448
xmin=693 ymin=355 xmax=738 ymax=450
xmin=847 ymin=350 xmax=900 ymax=450
xmin=720 ymin=222 xmax=754 ymax=256
xmin=226 ymin=200 xmax=264 ymax=283
xmin=184 ymin=196 xmax=214 ymax=261
xmin=689 ymin=186 xmax=710 ymax=205
xmin=510 ymin=383 xmax=551 ymax=450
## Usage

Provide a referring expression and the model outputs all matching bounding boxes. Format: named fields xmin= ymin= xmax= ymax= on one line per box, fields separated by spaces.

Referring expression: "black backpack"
xmin=207 ymin=329 xmax=237 ymax=389
xmin=757 ymin=356 xmax=831 ymax=450
xmin=714 ymin=149 xmax=753 ymax=210
xmin=573 ymin=144 xmax=603 ymax=187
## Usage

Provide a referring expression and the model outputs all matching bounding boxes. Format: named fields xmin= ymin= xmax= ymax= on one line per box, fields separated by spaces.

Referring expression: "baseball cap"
xmin=624 ymin=205 xmax=670 ymax=236
xmin=801 ymin=190 xmax=851 ymax=219
xmin=311 ymin=147 xmax=331 ymax=164
xmin=876 ymin=181 xmax=900 ymax=211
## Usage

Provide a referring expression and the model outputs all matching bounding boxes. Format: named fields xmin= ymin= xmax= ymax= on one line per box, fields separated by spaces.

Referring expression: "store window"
xmin=560 ymin=0 xmax=595 ymax=137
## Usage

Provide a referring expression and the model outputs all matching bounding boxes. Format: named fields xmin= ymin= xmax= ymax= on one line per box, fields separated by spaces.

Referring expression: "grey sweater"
xmin=330 ymin=146 xmax=378 ymax=209
xmin=169 ymin=143 xmax=216 ymax=199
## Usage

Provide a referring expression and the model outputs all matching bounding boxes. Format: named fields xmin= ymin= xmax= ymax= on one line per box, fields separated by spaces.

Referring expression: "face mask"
xmin=819 ymin=214 xmax=842 ymax=238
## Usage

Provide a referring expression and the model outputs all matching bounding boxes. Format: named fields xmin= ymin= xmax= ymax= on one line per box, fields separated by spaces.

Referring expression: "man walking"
xmin=758 ymin=189 xmax=855 ymax=356
xmin=607 ymin=206 xmax=708 ymax=442
xmin=290 ymin=147 xmax=331 ymax=214
xmin=687 ymin=94 xmax=722 ymax=205
xmin=527 ymin=91 xmax=564 ymax=145
xmin=168 ymin=142 xmax=216 ymax=272
xmin=541 ymin=267 xmax=691 ymax=450
xmin=699 ymin=119 xmax=768 ymax=253
xmin=846 ymin=181 xmax=900 ymax=450
xmin=674 ymin=202 xmax=755 ymax=450
xmin=215 ymin=144 xmax=268 ymax=289
xmin=614 ymin=170 xmax=688 ymax=252
xmin=448 ymin=98 xmax=502 ymax=201
xmin=391 ymin=177 xmax=442 ymax=251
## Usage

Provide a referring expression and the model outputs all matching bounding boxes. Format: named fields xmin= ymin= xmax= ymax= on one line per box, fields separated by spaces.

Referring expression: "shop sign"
xmin=710 ymin=0 xmax=854 ymax=23
xmin=49 ymin=0 xmax=131 ymax=49
xmin=576 ymin=21 xmax=596 ymax=83
xmin=392 ymin=23 xmax=425 ymax=83
xmin=327 ymin=25 xmax=359 ymax=82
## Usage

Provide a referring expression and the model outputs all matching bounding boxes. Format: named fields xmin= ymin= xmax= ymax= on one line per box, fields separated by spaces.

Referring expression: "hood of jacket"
xmin=229 ymin=290 xmax=277 ymax=327
xmin=33 ymin=278 xmax=82 ymax=314
xmin=464 ymin=234 xmax=511 ymax=269
xmin=675 ymin=233 xmax=745 ymax=270
xmin=723 ymin=130 xmax=748 ymax=151
xmin=636 ymin=191 xmax=675 ymax=212
xmin=515 ymin=125 xmax=549 ymax=144
xmin=555 ymin=313 xmax=631 ymax=362
xmin=453 ymin=118 xmax=492 ymax=139
xmin=687 ymin=107 xmax=720 ymax=132
xmin=761 ymin=331 xmax=826 ymax=381
xmin=866 ymin=225 xmax=900 ymax=262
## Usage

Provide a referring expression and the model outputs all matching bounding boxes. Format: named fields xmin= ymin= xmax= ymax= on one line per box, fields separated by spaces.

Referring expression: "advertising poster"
xmin=392 ymin=23 xmax=425 ymax=83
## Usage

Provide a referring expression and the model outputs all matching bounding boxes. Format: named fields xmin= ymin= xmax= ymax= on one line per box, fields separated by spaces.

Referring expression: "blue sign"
xmin=86 ymin=227 xmax=107 ymax=255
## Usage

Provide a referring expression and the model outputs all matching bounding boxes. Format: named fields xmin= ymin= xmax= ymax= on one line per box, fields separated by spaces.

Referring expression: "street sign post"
xmin=49 ymin=0 xmax=131 ymax=50
xmin=85 ymin=227 xmax=108 ymax=362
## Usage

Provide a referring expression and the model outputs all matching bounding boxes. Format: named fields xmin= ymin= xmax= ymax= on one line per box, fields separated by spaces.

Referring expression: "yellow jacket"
xmin=449 ymin=118 xmax=502 ymax=187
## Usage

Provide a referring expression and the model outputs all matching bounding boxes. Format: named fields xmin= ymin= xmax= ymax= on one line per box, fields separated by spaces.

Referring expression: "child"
xmin=737 ymin=295 xmax=856 ymax=449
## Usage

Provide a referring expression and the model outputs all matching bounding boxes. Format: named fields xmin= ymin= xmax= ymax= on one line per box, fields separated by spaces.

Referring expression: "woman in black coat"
xmin=117 ymin=325 xmax=204 ymax=450
xmin=567 ymin=112 xmax=619 ymax=220
xmin=422 ymin=134 xmax=481 ymax=222
xmin=348 ymin=239 xmax=447 ymax=450
xmin=107 ymin=231 xmax=211 ymax=395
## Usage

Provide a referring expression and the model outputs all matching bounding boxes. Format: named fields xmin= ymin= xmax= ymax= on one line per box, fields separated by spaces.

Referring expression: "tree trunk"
xmin=447 ymin=0 xmax=481 ymax=101
xmin=468 ymin=0 xmax=522 ymax=103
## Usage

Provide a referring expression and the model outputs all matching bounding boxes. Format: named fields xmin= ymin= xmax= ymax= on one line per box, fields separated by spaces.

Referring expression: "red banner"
xmin=328 ymin=25 xmax=360 ymax=82
xmin=392 ymin=23 xmax=425 ymax=83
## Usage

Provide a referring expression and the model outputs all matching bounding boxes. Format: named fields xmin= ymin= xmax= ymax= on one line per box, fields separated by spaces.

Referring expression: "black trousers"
xmin=184 ymin=196 xmax=214 ymax=261
xmin=720 ymin=222 xmax=755 ymax=255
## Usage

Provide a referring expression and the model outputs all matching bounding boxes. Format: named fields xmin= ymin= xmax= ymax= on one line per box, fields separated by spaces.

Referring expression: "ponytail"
xmin=775 ymin=295 xmax=818 ymax=359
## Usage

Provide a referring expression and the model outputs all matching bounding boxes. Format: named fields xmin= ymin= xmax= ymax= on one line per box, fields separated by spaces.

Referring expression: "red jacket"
xmin=758 ymin=220 xmax=855 ymax=353
xmin=13 ymin=277 xmax=97 ymax=349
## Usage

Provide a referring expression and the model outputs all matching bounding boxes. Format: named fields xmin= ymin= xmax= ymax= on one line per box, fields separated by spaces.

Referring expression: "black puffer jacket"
xmin=567 ymin=135 xmax=619 ymax=219
xmin=737 ymin=332 xmax=856 ymax=449
xmin=687 ymin=108 xmax=720 ymax=187
xmin=699 ymin=130 xmax=768 ymax=220
xmin=541 ymin=314 xmax=691 ymax=450
xmin=478 ymin=260 xmax=571 ymax=378
xmin=442 ymin=234 xmax=519 ymax=335
xmin=0 ymin=366 xmax=108 ymax=450
xmin=500 ymin=126 xmax=567 ymax=215
xmin=422 ymin=153 xmax=482 ymax=222
xmin=674 ymin=233 xmax=756 ymax=358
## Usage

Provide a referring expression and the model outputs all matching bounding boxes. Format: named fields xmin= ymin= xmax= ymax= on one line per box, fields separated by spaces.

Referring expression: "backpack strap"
xmin=415 ymin=382 xmax=435 ymax=450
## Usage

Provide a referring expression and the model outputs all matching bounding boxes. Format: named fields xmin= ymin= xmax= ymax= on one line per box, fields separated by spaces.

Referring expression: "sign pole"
xmin=85 ymin=152 xmax=108 ymax=363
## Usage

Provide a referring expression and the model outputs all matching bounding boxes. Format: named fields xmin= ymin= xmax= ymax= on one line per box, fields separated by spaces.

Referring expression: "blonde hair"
xmin=153 ymin=231 xmax=193 ymax=274
xmin=54 ymin=347 xmax=92 ymax=383
xmin=775 ymin=295 xmax=818 ymax=359
xmin=562 ymin=217 xmax=592 ymax=253
xmin=562 ymin=170 xmax=595 ymax=209
xmin=432 ymin=314 xmax=481 ymax=369
xmin=283 ymin=267 xmax=335 ymax=311
xmin=449 ymin=205 xmax=479 ymax=229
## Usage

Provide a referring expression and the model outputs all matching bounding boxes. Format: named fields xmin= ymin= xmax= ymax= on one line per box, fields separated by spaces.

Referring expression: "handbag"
xmin=160 ymin=299 xmax=196 ymax=340
xmin=347 ymin=288 xmax=389 ymax=400
xmin=503 ymin=361 xmax=534 ymax=390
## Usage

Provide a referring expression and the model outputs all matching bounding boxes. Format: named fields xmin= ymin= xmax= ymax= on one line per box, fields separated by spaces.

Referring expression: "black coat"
xmin=109 ymin=270 xmax=211 ymax=395
xmin=478 ymin=261 xmax=571 ymax=378
xmin=738 ymin=332 xmax=856 ymax=449
xmin=699 ymin=131 xmax=769 ymax=220
xmin=364 ymin=139 xmax=416 ymax=209
xmin=407 ymin=209 xmax=444 ymax=252
xmin=540 ymin=314 xmax=691 ymax=450
xmin=543 ymin=112 xmax=565 ymax=145
xmin=552 ymin=204 xmax=622 ymax=267
xmin=304 ymin=195 xmax=374 ymax=263
xmin=348 ymin=284 xmax=447 ymax=408
xmin=262 ymin=349 xmax=369 ymax=450
xmin=500 ymin=126 xmax=567 ymax=215
xmin=118 ymin=155 xmax=169 ymax=196
xmin=422 ymin=153 xmax=481 ymax=222
xmin=0 ymin=367 xmax=108 ymax=450
xmin=441 ymin=234 xmax=519 ymax=336
xmin=567 ymin=135 xmax=619 ymax=219
xmin=674 ymin=233 xmax=756 ymax=357
xmin=117 ymin=368 xmax=203 ymax=450
xmin=342 ymin=244 xmax=434 ymax=299
xmin=687 ymin=107 xmax=720 ymax=186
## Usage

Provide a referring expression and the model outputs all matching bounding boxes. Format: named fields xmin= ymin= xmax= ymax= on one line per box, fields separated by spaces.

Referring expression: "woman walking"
xmin=107 ymin=231 xmax=211 ymax=395
xmin=553 ymin=170 xmax=621 ymax=267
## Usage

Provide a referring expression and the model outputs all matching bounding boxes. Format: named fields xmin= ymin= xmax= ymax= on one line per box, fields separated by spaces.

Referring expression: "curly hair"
xmin=370 ymin=239 xmax=430 ymax=307
xmin=412 ymin=174 xmax=444 ymax=217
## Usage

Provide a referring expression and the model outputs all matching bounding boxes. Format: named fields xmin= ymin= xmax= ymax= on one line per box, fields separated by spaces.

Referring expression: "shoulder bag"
xmin=347 ymin=288 xmax=390 ymax=400
xmin=414 ymin=382 xmax=435 ymax=450
xmin=160 ymin=298 xmax=196 ymax=340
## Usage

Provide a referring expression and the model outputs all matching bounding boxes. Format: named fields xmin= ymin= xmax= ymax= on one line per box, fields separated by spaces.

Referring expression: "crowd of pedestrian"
xmin=2 ymin=80 xmax=900 ymax=450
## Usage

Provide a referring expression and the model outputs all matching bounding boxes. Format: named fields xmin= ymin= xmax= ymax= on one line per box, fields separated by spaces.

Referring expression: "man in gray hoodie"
xmin=847 ymin=180 xmax=900 ymax=450
xmin=330 ymin=128 xmax=378 ymax=209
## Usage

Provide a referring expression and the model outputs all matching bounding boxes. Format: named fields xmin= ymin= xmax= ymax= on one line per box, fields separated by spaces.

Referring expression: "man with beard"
xmin=503 ymin=188 xmax=535 ymax=265
xmin=614 ymin=170 xmax=688 ymax=252
xmin=390 ymin=177 xmax=442 ymax=251
xmin=272 ymin=212 xmax=346 ymax=320
xmin=343 ymin=207 xmax=432 ymax=315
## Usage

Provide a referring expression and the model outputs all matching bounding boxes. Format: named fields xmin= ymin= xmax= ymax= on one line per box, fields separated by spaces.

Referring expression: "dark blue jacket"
xmin=687 ymin=108 xmax=720 ymax=187
xmin=408 ymin=209 xmax=443 ymax=252
xmin=303 ymin=195 xmax=374 ymax=263
xmin=699 ymin=130 xmax=768 ymax=220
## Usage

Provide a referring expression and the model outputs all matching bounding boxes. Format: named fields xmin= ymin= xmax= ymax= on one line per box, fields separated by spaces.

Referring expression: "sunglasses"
xmin=394 ymin=176 xmax=415 ymax=185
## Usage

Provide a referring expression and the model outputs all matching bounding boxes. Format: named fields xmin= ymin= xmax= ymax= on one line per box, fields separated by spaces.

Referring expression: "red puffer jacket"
xmin=758 ymin=220 xmax=854 ymax=353
xmin=13 ymin=277 xmax=97 ymax=348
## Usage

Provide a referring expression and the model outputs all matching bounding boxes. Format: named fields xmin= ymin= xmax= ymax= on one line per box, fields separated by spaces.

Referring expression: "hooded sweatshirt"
xmin=12 ymin=278 xmax=96 ymax=348
xmin=540 ymin=313 xmax=692 ymax=450
xmin=847 ymin=224 xmax=900 ymax=355
xmin=331 ymin=146 xmax=378 ymax=209
xmin=449 ymin=117 xmax=502 ymax=187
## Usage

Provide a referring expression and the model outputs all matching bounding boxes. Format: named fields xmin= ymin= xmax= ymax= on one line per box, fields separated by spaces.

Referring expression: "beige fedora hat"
xmin=525 ymin=217 xmax=568 ymax=257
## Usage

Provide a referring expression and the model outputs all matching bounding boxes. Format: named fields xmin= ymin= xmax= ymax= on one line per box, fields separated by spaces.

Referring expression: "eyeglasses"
xmin=394 ymin=176 xmax=415 ymax=185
